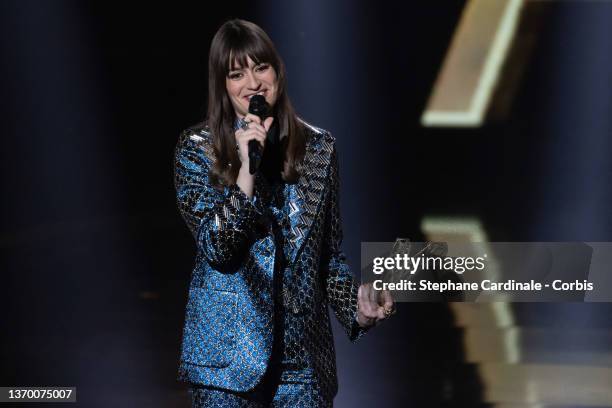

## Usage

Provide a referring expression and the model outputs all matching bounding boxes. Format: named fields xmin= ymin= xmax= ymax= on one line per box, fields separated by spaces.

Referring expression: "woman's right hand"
xmin=235 ymin=113 xmax=274 ymax=198
xmin=235 ymin=113 xmax=274 ymax=167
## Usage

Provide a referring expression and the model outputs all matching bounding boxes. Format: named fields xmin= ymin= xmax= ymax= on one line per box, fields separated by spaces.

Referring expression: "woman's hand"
xmin=235 ymin=113 xmax=274 ymax=165
xmin=235 ymin=114 xmax=274 ymax=198
xmin=356 ymin=283 xmax=395 ymax=328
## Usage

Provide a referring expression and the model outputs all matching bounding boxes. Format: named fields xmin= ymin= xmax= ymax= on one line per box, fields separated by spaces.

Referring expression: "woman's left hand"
xmin=356 ymin=283 xmax=395 ymax=328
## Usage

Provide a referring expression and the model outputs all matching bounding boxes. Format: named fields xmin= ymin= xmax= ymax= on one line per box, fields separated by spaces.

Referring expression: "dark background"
xmin=2 ymin=1 xmax=612 ymax=406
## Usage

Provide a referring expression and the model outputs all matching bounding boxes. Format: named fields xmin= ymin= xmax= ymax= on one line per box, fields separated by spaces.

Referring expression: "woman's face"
xmin=226 ymin=56 xmax=278 ymax=118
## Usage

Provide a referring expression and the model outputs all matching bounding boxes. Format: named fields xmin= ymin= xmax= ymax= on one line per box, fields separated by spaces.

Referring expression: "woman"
xmin=174 ymin=19 xmax=394 ymax=407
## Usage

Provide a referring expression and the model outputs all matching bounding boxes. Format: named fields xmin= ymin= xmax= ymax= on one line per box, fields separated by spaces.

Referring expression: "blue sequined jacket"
xmin=174 ymin=119 xmax=365 ymax=400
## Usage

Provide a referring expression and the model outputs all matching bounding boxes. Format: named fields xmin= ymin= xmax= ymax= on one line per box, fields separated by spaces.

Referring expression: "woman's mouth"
xmin=244 ymin=91 xmax=266 ymax=102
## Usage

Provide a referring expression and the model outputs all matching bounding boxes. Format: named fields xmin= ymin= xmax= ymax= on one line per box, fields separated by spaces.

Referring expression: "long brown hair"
xmin=207 ymin=19 xmax=305 ymax=187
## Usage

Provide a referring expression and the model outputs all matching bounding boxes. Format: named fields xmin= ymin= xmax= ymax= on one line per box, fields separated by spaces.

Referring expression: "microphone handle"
xmin=248 ymin=139 xmax=261 ymax=175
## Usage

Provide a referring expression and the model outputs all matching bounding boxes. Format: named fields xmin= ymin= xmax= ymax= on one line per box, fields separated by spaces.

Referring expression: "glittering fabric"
xmin=174 ymin=119 xmax=367 ymax=402
xmin=189 ymin=383 xmax=332 ymax=407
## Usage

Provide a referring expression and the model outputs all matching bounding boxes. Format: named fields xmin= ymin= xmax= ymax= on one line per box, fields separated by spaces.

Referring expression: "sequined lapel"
xmin=286 ymin=130 xmax=333 ymax=265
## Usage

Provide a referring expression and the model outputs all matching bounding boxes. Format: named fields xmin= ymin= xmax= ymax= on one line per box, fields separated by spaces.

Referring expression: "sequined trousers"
xmin=189 ymin=379 xmax=332 ymax=407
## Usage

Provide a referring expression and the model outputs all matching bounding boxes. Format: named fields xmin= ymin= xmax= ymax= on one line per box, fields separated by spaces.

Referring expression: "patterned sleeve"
xmin=173 ymin=128 xmax=262 ymax=270
xmin=322 ymin=139 xmax=369 ymax=341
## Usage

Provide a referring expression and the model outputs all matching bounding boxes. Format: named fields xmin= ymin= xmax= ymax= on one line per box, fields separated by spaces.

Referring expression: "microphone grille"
xmin=248 ymin=94 xmax=268 ymax=117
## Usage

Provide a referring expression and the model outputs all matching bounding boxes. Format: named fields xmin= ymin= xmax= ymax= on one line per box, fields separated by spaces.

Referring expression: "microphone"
xmin=247 ymin=94 xmax=269 ymax=174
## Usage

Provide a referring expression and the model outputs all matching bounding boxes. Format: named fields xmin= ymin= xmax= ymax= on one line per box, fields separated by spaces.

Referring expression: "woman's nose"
xmin=246 ymin=71 xmax=261 ymax=89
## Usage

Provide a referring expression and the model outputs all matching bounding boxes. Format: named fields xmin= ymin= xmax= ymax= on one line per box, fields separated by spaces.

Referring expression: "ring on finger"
xmin=236 ymin=117 xmax=250 ymax=131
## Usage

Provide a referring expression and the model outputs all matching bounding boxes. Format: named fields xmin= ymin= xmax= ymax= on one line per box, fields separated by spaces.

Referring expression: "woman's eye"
xmin=228 ymin=72 xmax=243 ymax=80
xmin=255 ymin=64 xmax=269 ymax=72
